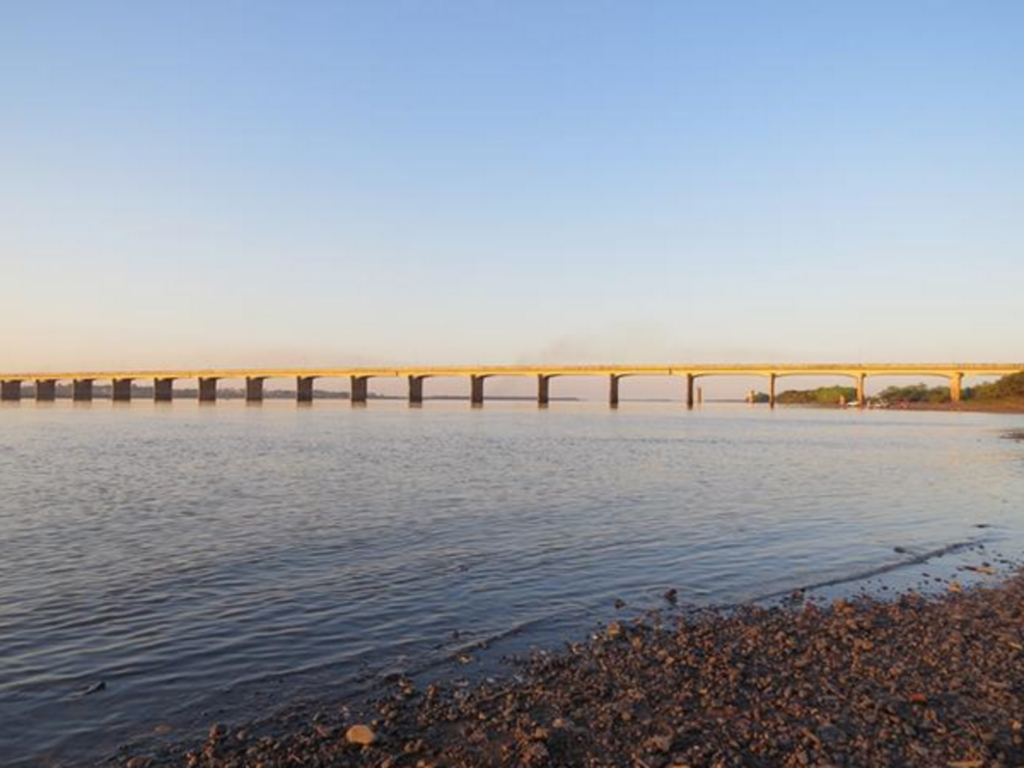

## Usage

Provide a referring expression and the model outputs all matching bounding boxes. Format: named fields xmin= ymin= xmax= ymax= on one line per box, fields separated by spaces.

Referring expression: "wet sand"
xmin=117 ymin=569 xmax=1024 ymax=768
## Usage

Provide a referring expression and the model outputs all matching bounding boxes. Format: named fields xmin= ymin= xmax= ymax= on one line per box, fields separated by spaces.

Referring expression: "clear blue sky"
xmin=2 ymin=2 xmax=1022 ymax=387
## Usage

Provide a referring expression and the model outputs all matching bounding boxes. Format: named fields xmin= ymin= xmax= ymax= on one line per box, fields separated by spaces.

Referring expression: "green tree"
xmin=877 ymin=383 xmax=950 ymax=404
xmin=967 ymin=372 xmax=1024 ymax=401
xmin=776 ymin=386 xmax=857 ymax=405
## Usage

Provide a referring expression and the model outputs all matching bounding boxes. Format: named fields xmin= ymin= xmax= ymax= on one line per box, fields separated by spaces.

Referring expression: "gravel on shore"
xmin=122 ymin=573 xmax=1024 ymax=768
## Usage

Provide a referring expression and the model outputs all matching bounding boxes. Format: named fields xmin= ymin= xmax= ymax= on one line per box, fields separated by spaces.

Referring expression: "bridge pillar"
xmin=350 ymin=376 xmax=369 ymax=404
xmin=409 ymin=375 xmax=424 ymax=405
xmin=112 ymin=379 xmax=133 ymax=402
xmin=949 ymin=372 xmax=964 ymax=404
xmin=154 ymin=378 xmax=174 ymax=402
xmin=856 ymin=374 xmax=867 ymax=408
xmin=470 ymin=375 xmax=485 ymax=406
xmin=609 ymin=375 xmax=620 ymax=408
xmin=537 ymin=375 xmax=551 ymax=407
xmin=768 ymin=373 xmax=777 ymax=409
xmin=685 ymin=374 xmax=695 ymax=409
xmin=198 ymin=378 xmax=218 ymax=403
xmin=246 ymin=377 xmax=264 ymax=403
xmin=1 ymin=380 xmax=22 ymax=401
xmin=73 ymin=379 xmax=94 ymax=402
xmin=297 ymin=376 xmax=315 ymax=403
xmin=36 ymin=380 xmax=57 ymax=401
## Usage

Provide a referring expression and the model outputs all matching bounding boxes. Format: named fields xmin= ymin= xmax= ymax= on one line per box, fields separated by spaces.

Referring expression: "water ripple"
xmin=0 ymin=402 xmax=1023 ymax=765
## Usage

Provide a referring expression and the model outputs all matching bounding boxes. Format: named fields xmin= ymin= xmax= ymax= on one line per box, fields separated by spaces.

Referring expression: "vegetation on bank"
xmin=776 ymin=386 xmax=857 ymax=406
xmin=876 ymin=383 xmax=950 ymax=404
xmin=877 ymin=373 xmax=1024 ymax=406
xmin=775 ymin=372 xmax=1024 ymax=408
xmin=969 ymin=371 xmax=1024 ymax=401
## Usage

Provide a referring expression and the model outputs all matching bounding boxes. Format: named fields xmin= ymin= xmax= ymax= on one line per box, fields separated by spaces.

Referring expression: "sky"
xmin=2 ymin=2 xmax=1022 ymax=397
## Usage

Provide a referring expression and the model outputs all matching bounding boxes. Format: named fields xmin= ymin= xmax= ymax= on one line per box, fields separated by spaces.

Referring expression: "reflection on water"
xmin=1 ymin=401 xmax=1023 ymax=765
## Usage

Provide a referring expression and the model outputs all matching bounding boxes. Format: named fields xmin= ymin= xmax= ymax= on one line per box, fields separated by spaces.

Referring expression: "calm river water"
xmin=2 ymin=401 xmax=1023 ymax=766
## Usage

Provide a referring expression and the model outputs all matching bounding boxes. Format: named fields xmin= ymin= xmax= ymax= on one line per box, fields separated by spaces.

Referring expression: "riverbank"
xmin=779 ymin=399 xmax=1024 ymax=414
xmin=887 ymin=399 xmax=1024 ymax=415
xmin=119 ymin=569 xmax=1024 ymax=768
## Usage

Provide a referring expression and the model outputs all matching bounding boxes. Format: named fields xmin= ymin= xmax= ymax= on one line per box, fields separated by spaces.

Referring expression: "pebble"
xmin=647 ymin=732 xmax=674 ymax=753
xmin=345 ymin=724 xmax=377 ymax=746
xmin=157 ymin=568 xmax=1024 ymax=768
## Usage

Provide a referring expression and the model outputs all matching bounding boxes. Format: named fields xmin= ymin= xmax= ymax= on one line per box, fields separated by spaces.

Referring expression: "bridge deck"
xmin=2 ymin=363 xmax=1022 ymax=383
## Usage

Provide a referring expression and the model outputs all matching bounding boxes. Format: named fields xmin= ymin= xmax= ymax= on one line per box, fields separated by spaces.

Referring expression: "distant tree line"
xmin=774 ymin=372 xmax=1024 ymax=407
xmin=875 ymin=384 xmax=950 ymax=404
xmin=967 ymin=372 xmax=1024 ymax=401
xmin=776 ymin=385 xmax=857 ymax=405
xmin=877 ymin=372 xmax=1024 ymax=405
xmin=17 ymin=384 xmax=350 ymax=400
xmin=11 ymin=384 xmax=583 ymax=402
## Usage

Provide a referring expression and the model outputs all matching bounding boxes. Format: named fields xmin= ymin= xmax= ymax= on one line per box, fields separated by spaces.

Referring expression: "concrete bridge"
xmin=1 ymin=364 xmax=1021 ymax=408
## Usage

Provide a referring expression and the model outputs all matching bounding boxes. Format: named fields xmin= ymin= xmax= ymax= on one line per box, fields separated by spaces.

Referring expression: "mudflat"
xmin=128 ymin=572 xmax=1024 ymax=768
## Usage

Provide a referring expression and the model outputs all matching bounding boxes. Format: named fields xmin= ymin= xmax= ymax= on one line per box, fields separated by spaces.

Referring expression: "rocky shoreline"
xmin=115 ymin=570 xmax=1024 ymax=768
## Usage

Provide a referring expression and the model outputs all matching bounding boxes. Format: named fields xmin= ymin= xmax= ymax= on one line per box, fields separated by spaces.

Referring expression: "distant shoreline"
xmin=3 ymin=386 xmax=583 ymax=403
xmin=883 ymin=400 xmax=1024 ymax=414
xmin=777 ymin=400 xmax=1024 ymax=415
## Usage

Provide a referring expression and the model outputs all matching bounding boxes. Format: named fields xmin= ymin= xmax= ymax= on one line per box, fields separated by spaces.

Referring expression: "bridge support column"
xmin=36 ymin=380 xmax=56 ymax=401
xmin=685 ymin=374 xmax=695 ymax=409
xmin=609 ymin=375 xmax=620 ymax=408
xmin=350 ymin=376 xmax=369 ymax=404
xmin=409 ymin=376 xmax=424 ymax=405
xmin=768 ymin=373 xmax=777 ymax=409
xmin=949 ymin=372 xmax=964 ymax=404
xmin=154 ymin=378 xmax=174 ymax=402
xmin=73 ymin=379 xmax=94 ymax=402
xmin=538 ymin=375 xmax=551 ymax=407
xmin=198 ymin=378 xmax=218 ymax=403
xmin=112 ymin=379 xmax=132 ymax=402
xmin=1 ymin=381 xmax=22 ymax=401
xmin=246 ymin=377 xmax=264 ymax=403
xmin=856 ymin=374 xmax=867 ymax=408
xmin=297 ymin=376 xmax=315 ymax=403
xmin=470 ymin=375 xmax=485 ymax=407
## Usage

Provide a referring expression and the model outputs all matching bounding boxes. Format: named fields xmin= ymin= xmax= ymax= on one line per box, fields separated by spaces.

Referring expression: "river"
xmin=2 ymin=401 xmax=1023 ymax=765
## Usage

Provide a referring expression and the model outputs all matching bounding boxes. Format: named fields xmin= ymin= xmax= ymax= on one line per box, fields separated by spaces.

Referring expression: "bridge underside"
xmin=113 ymin=379 xmax=132 ymax=402
xmin=1 ymin=381 xmax=21 ymax=401
xmin=351 ymin=376 xmax=369 ymax=404
xmin=154 ymin=378 xmax=174 ymax=402
xmin=246 ymin=377 xmax=264 ymax=403
xmin=198 ymin=378 xmax=217 ymax=403
xmin=73 ymin=380 xmax=93 ymax=402
xmin=36 ymin=380 xmax=56 ymax=401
